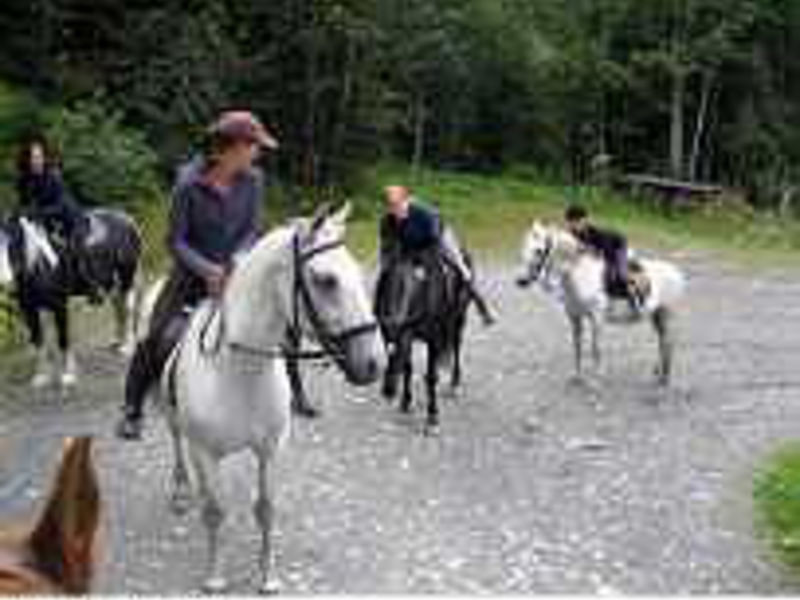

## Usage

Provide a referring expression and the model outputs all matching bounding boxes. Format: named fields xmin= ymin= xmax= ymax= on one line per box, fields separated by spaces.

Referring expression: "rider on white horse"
xmin=116 ymin=111 xmax=316 ymax=441
xmin=564 ymin=204 xmax=644 ymax=315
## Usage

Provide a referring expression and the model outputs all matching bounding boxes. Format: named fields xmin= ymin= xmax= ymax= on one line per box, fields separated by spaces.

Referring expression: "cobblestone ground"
xmin=1 ymin=251 xmax=800 ymax=594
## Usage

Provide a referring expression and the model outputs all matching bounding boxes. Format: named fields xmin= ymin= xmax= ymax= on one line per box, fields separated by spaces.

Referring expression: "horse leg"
xmin=652 ymin=307 xmax=673 ymax=386
xmin=254 ymin=451 xmax=281 ymax=595
xmin=111 ymin=288 xmax=136 ymax=356
xmin=190 ymin=447 xmax=228 ymax=593
xmin=381 ymin=346 xmax=400 ymax=401
xmin=400 ymin=341 xmax=414 ymax=414
xmin=54 ymin=304 xmax=77 ymax=389
xmin=23 ymin=308 xmax=50 ymax=389
xmin=569 ymin=314 xmax=584 ymax=382
xmin=166 ymin=401 xmax=193 ymax=516
xmin=450 ymin=319 xmax=465 ymax=393
xmin=588 ymin=314 xmax=602 ymax=370
xmin=424 ymin=343 xmax=440 ymax=435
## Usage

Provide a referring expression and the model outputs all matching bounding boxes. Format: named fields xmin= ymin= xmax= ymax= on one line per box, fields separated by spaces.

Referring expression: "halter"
xmin=201 ymin=229 xmax=379 ymax=364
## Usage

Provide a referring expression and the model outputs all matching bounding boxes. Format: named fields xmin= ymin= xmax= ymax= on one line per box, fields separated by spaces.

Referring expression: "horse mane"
xmin=0 ymin=437 xmax=100 ymax=595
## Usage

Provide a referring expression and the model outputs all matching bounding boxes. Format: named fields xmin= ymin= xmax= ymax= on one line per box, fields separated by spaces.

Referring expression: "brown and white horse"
xmin=0 ymin=437 xmax=100 ymax=595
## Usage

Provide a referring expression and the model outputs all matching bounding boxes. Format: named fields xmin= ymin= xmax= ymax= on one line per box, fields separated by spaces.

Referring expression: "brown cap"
xmin=208 ymin=110 xmax=279 ymax=150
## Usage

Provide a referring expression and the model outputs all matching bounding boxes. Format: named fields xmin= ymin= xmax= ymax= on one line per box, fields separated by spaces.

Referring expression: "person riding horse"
xmin=563 ymin=204 xmax=644 ymax=314
xmin=8 ymin=137 xmax=100 ymax=302
xmin=377 ymin=185 xmax=496 ymax=326
xmin=116 ymin=111 xmax=317 ymax=441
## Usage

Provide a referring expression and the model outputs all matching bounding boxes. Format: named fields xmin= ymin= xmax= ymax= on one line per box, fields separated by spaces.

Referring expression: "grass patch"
xmin=754 ymin=444 xmax=800 ymax=573
xmin=344 ymin=163 xmax=800 ymax=269
xmin=136 ymin=162 xmax=800 ymax=273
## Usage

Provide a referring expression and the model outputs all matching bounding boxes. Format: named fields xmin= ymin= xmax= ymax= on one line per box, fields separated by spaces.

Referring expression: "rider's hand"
xmin=205 ymin=265 xmax=228 ymax=298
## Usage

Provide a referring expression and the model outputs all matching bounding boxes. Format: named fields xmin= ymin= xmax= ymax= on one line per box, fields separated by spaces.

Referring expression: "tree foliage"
xmin=0 ymin=0 xmax=798 ymax=206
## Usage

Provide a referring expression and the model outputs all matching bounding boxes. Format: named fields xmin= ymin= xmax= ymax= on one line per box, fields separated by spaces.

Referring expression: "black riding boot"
xmin=467 ymin=283 xmax=497 ymax=326
xmin=116 ymin=343 xmax=156 ymax=440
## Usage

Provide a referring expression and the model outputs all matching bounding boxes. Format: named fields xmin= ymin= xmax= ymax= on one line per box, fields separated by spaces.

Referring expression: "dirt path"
xmin=0 ymin=251 xmax=799 ymax=594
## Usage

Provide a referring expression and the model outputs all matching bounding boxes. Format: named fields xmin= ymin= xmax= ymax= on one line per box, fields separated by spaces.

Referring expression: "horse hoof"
xmin=424 ymin=422 xmax=440 ymax=437
xmin=202 ymin=576 xmax=228 ymax=594
xmin=60 ymin=373 xmax=78 ymax=388
xmin=258 ymin=576 xmax=282 ymax=595
xmin=31 ymin=374 xmax=51 ymax=390
xmin=170 ymin=491 xmax=193 ymax=516
xmin=567 ymin=375 xmax=585 ymax=388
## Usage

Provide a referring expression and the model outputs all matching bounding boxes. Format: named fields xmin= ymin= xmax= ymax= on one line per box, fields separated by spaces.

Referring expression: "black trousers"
xmin=123 ymin=269 xmax=202 ymax=420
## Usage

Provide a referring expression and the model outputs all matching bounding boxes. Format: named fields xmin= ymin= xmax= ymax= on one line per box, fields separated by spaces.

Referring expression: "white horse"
xmin=516 ymin=220 xmax=686 ymax=385
xmin=161 ymin=203 xmax=386 ymax=594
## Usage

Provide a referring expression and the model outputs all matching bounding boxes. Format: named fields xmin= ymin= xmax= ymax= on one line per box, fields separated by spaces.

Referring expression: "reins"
xmin=198 ymin=229 xmax=378 ymax=364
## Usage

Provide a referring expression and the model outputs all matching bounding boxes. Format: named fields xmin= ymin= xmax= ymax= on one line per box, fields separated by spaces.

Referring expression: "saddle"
xmin=604 ymin=258 xmax=651 ymax=301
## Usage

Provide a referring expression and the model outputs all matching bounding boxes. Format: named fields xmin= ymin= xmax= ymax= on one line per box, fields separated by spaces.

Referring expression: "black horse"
xmin=375 ymin=243 xmax=473 ymax=434
xmin=1 ymin=208 xmax=142 ymax=389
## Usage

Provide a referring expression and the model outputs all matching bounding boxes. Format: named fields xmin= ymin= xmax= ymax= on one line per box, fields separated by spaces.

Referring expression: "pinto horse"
xmin=0 ymin=437 xmax=100 ymax=595
xmin=375 ymin=239 xmax=473 ymax=434
xmin=0 ymin=208 xmax=142 ymax=390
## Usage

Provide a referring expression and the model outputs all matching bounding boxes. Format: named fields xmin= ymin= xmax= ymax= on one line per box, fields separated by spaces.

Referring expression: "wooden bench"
xmin=615 ymin=173 xmax=725 ymax=210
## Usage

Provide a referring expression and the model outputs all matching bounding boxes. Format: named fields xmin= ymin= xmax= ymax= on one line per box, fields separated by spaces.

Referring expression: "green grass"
xmin=754 ymin=445 xmax=800 ymax=573
xmin=133 ymin=162 xmax=800 ymax=272
xmin=343 ymin=163 xmax=800 ymax=269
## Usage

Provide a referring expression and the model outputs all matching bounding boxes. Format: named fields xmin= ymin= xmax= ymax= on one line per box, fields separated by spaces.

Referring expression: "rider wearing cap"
xmin=564 ymin=204 xmax=644 ymax=313
xmin=116 ymin=111 xmax=317 ymax=441
xmin=378 ymin=185 xmax=496 ymax=326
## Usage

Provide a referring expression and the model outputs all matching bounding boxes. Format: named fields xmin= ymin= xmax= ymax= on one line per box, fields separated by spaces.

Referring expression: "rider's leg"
xmin=117 ymin=274 xmax=194 ymax=439
xmin=613 ymin=244 xmax=642 ymax=313
xmin=439 ymin=229 xmax=496 ymax=325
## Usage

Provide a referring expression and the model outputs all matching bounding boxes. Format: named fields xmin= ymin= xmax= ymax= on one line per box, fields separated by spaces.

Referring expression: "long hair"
xmin=16 ymin=135 xmax=61 ymax=178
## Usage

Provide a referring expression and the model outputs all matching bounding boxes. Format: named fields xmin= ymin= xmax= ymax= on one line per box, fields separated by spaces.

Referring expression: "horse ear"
xmin=330 ymin=201 xmax=352 ymax=228
xmin=27 ymin=437 xmax=100 ymax=595
xmin=309 ymin=202 xmax=335 ymax=234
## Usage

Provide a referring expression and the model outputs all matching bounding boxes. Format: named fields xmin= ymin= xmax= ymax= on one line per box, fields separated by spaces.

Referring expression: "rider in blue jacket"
xmin=116 ymin=111 xmax=317 ymax=441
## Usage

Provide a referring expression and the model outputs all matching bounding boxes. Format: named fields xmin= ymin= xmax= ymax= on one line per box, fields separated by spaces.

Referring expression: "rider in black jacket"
xmin=378 ymin=185 xmax=496 ymax=326
xmin=564 ymin=204 xmax=644 ymax=313
xmin=11 ymin=137 xmax=98 ymax=301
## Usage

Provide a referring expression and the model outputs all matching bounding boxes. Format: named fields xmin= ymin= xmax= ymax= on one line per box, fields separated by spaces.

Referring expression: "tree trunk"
xmin=688 ymin=70 xmax=714 ymax=182
xmin=411 ymin=95 xmax=426 ymax=175
xmin=669 ymin=68 xmax=686 ymax=180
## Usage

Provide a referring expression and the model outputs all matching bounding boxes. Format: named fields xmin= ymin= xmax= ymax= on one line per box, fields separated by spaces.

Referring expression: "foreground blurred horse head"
xmin=0 ymin=437 xmax=101 ymax=595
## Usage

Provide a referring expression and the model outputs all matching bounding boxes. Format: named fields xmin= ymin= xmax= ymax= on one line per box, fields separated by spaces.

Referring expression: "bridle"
xmin=201 ymin=229 xmax=379 ymax=364
xmin=527 ymin=234 xmax=555 ymax=283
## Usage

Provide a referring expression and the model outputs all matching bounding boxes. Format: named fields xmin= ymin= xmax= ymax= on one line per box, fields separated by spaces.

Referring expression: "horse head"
xmin=517 ymin=220 xmax=582 ymax=288
xmin=0 ymin=437 xmax=101 ymax=595
xmin=376 ymin=252 xmax=436 ymax=342
xmin=294 ymin=202 xmax=387 ymax=385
